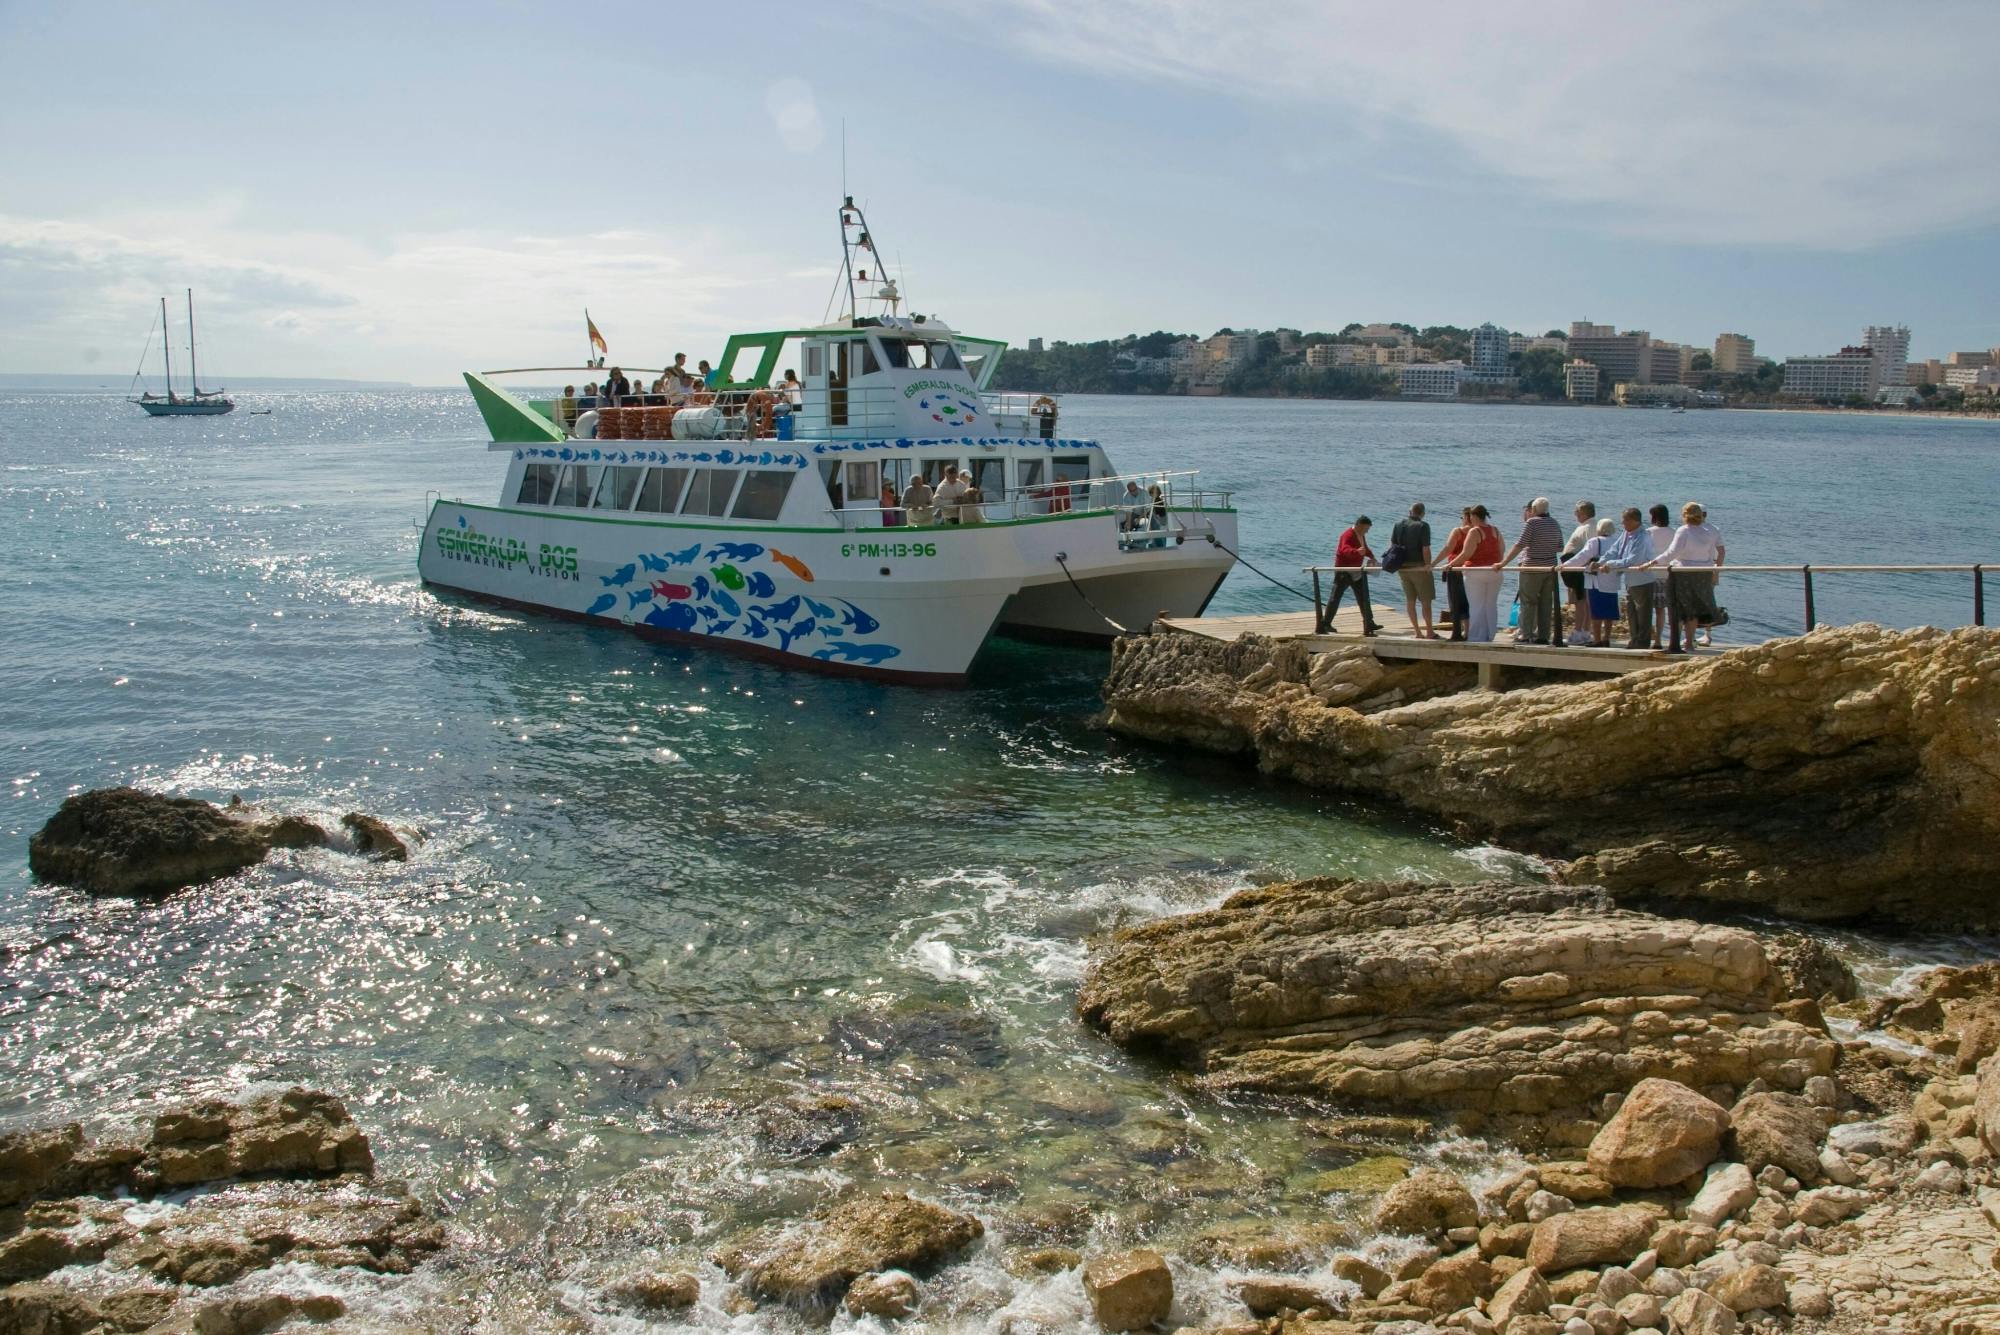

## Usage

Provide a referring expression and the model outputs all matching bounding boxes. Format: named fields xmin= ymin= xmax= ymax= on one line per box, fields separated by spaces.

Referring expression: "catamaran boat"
xmin=133 ymin=289 xmax=235 ymax=416
xmin=417 ymin=199 xmax=1238 ymax=683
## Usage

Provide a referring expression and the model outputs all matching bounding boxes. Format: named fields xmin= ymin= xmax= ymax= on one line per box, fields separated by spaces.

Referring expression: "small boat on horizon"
xmin=132 ymin=289 xmax=234 ymax=416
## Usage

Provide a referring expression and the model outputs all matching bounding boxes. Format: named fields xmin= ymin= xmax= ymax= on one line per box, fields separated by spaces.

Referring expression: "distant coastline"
xmin=0 ymin=373 xmax=415 ymax=391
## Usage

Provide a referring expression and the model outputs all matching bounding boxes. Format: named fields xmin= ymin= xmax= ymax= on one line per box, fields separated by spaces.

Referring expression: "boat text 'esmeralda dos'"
xmin=418 ymin=199 xmax=1238 ymax=683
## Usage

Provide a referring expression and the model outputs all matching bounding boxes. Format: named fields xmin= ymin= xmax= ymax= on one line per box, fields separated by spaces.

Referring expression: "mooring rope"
xmin=1204 ymin=532 xmax=1318 ymax=603
xmin=1053 ymin=552 xmax=1133 ymax=634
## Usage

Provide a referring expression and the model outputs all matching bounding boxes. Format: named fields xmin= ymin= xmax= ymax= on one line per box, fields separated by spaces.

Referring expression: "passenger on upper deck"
xmin=579 ymin=382 xmax=600 ymax=411
xmin=781 ymin=369 xmax=803 ymax=405
xmin=603 ymin=367 xmax=630 ymax=403
xmin=697 ymin=360 xmax=715 ymax=389
xmin=557 ymin=386 xmax=577 ymax=429
xmin=1117 ymin=481 xmax=1146 ymax=532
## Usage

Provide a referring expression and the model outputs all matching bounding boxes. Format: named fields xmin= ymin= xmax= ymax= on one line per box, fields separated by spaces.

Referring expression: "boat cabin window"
xmin=843 ymin=462 xmax=879 ymax=511
xmin=859 ymin=342 xmax=881 ymax=376
xmin=969 ymin=457 xmax=1006 ymax=501
xmin=1018 ymin=459 xmax=1045 ymax=492
xmin=1052 ymin=456 xmax=1093 ymax=505
xmin=919 ymin=458 xmax=961 ymax=486
xmin=681 ymin=468 xmax=739 ymax=517
xmin=516 ymin=463 xmax=558 ymax=506
xmin=803 ymin=345 xmax=823 ymax=378
xmin=880 ymin=338 xmax=912 ymax=370
xmin=635 ymin=467 xmax=689 ymax=513
xmin=729 ymin=470 xmax=793 ymax=521
xmin=552 ymin=464 xmax=600 ymax=508
xmin=595 ymin=465 xmax=644 ymax=511
xmin=881 ymin=458 xmax=912 ymax=499
xmin=929 ymin=341 xmax=963 ymax=371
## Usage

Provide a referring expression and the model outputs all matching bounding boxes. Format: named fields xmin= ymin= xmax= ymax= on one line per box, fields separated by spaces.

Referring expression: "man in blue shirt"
xmin=1596 ymin=507 xmax=1659 ymax=649
xmin=1500 ymin=497 xmax=1565 ymax=644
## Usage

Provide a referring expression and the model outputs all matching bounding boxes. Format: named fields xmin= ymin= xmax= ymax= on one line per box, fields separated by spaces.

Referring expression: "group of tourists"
xmin=885 ymin=465 xmax=989 ymax=527
xmin=1324 ymin=498 xmax=1726 ymax=655
xmin=556 ymin=359 xmax=807 ymax=429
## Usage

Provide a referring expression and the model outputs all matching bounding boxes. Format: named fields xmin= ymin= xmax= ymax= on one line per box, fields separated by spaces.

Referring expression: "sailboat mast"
xmin=186 ymin=289 xmax=199 ymax=396
xmin=160 ymin=296 xmax=174 ymax=403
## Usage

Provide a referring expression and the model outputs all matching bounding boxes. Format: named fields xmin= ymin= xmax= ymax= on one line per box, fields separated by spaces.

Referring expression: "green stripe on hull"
xmin=465 ymin=371 xmax=566 ymax=443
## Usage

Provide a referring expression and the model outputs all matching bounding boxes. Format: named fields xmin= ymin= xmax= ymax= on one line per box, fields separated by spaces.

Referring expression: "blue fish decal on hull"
xmin=711 ymin=588 xmax=741 ymax=618
xmin=745 ymin=571 xmax=776 ymax=599
xmin=837 ymin=600 xmax=881 ymax=635
xmin=601 ymin=563 xmax=638 ymax=588
xmin=697 ymin=605 xmax=719 ymax=622
xmin=638 ymin=552 xmax=670 ymax=574
xmin=706 ymin=542 xmax=765 ymax=563
xmin=644 ymin=602 xmax=700 ymax=633
xmin=777 ymin=617 xmax=817 ymax=654
xmin=667 ymin=542 xmax=702 ymax=566
xmin=812 ymin=643 xmax=902 ymax=665
xmin=818 ymin=624 xmax=846 ymax=637
xmin=627 ymin=588 xmax=655 ymax=610
xmin=753 ymin=595 xmax=802 ymax=624
xmin=711 ymin=620 xmax=736 ymax=636
xmin=803 ymin=596 xmax=837 ymax=621
xmin=692 ymin=575 xmax=711 ymax=599
xmin=586 ymin=594 xmax=618 ymax=616
xmin=743 ymin=617 xmax=771 ymax=641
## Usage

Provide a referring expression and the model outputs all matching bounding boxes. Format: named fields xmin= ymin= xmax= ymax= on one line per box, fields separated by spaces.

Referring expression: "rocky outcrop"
xmin=0 ymin=1087 xmax=439 ymax=1331
xmin=27 ymin=788 xmax=408 ymax=894
xmin=715 ymin=1191 xmax=982 ymax=1308
xmin=1076 ymin=878 xmax=1837 ymax=1117
xmin=1101 ymin=624 xmax=2000 ymax=930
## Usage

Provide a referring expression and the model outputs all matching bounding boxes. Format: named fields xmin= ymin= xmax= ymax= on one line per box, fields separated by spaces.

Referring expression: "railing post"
xmin=1977 ymin=565 xmax=1986 ymax=627
xmin=1802 ymin=565 xmax=1815 ymax=631
xmin=1312 ymin=570 xmax=1325 ymax=634
xmin=1552 ymin=565 xmax=1564 ymax=644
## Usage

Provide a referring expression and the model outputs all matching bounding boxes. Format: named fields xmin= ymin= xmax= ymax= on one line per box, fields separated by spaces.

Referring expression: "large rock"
xmin=1076 ymin=879 xmax=1836 ymax=1115
xmin=0 ymin=1124 xmax=83 ymax=1208
xmin=1712 ymin=1262 xmax=1788 ymax=1314
xmin=1586 ymin=1078 xmax=1730 ymax=1187
xmin=27 ymin=788 xmax=331 ymax=894
xmin=1082 ymin=1249 xmax=1173 ymax=1331
xmin=1664 ymin=1288 xmax=1739 ymax=1335
xmin=1101 ymin=625 xmax=2000 ymax=930
xmin=1488 ymin=1266 xmax=1551 ymax=1327
xmin=1525 ymin=1206 xmax=1656 ymax=1273
xmin=1687 ymin=1163 xmax=1757 ymax=1229
xmin=1406 ymin=1249 xmax=1491 ymax=1313
xmin=724 ymin=1192 xmax=982 ymax=1306
xmin=1979 ymin=1056 xmax=2000 ymax=1158
xmin=1727 ymin=1091 xmax=1824 ymax=1181
xmin=1374 ymin=1169 xmax=1479 ymax=1236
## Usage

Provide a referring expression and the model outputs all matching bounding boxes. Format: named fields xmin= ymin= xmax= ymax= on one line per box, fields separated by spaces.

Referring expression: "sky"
xmin=2 ymin=0 xmax=1996 ymax=385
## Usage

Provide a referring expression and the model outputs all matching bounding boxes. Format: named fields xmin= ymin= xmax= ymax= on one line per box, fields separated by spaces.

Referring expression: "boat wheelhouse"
xmin=418 ymin=200 xmax=1237 ymax=683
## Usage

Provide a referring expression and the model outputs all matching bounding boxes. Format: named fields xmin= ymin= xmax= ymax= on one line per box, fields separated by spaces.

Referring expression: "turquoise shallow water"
xmin=3 ymin=390 xmax=1996 ymax=1327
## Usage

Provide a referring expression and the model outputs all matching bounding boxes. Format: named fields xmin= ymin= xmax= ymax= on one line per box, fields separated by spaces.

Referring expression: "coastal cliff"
xmin=1100 ymin=623 xmax=2000 ymax=930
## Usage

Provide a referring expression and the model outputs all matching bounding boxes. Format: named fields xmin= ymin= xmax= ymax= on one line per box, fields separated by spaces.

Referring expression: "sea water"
xmin=3 ymin=390 xmax=1996 ymax=1328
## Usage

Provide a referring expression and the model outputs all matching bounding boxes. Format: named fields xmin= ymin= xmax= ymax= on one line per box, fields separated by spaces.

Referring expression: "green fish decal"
xmin=712 ymin=564 xmax=747 ymax=591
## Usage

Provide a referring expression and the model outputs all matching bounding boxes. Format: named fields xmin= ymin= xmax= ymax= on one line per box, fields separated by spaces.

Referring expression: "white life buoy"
xmin=573 ymin=409 xmax=599 ymax=440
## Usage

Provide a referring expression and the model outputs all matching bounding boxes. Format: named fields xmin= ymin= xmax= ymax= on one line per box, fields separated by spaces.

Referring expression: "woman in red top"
xmin=1443 ymin=505 xmax=1505 ymax=642
xmin=1436 ymin=506 xmax=1473 ymax=642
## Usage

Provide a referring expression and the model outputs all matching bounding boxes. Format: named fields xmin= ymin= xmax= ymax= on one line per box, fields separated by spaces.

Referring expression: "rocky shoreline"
xmin=1098 ymin=624 xmax=2000 ymax=932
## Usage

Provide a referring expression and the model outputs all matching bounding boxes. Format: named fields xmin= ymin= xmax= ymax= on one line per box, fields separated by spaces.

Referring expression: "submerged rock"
xmin=718 ymin=1191 xmax=982 ymax=1307
xmin=339 ymin=811 xmax=408 ymax=861
xmin=1101 ymin=624 xmax=2000 ymax=930
xmin=1081 ymin=1249 xmax=1173 ymax=1332
xmin=1076 ymin=878 xmax=1836 ymax=1117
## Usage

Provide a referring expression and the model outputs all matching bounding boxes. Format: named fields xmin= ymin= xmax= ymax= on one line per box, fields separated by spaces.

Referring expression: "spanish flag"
xmin=586 ymin=311 xmax=607 ymax=359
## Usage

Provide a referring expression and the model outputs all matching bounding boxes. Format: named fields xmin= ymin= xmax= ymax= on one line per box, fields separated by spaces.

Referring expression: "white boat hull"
xmin=418 ymin=500 xmax=1236 ymax=683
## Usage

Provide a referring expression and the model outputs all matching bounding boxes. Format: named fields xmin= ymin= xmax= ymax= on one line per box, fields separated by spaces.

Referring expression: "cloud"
xmin=978 ymin=0 xmax=2000 ymax=249
xmin=0 ymin=208 xmax=821 ymax=382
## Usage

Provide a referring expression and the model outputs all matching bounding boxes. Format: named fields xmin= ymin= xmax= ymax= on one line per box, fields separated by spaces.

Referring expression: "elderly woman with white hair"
xmin=1636 ymin=500 xmax=1726 ymax=653
xmin=1562 ymin=516 xmax=1623 ymax=647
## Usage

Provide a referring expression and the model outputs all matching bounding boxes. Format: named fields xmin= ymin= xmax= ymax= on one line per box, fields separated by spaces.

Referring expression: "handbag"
xmin=1712 ymin=606 xmax=1730 ymax=627
xmin=1379 ymin=543 xmax=1407 ymax=574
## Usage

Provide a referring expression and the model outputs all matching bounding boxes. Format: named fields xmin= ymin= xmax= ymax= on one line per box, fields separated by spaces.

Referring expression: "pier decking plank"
xmin=1157 ymin=602 xmax=1709 ymax=682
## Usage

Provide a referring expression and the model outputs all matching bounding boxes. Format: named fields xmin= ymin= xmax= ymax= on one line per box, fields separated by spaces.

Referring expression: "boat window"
xmin=635 ymin=467 xmax=689 ymax=513
xmin=843 ymin=461 xmax=879 ymax=511
xmin=920 ymin=459 xmax=960 ymax=485
xmin=970 ymin=457 xmax=1007 ymax=501
xmin=552 ymin=465 xmax=596 ymax=507
xmin=928 ymin=342 xmax=963 ymax=371
xmin=1052 ymin=455 xmax=1092 ymax=505
xmin=724 ymin=344 xmax=764 ymax=385
xmin=881 ymin=458 xmax=912 ymax=499
xmin=1018 ymin=459 xmax=1045 ymax=492
xmin=959 ymin=349 xmax=989 ymax=383
xmin=879 ymin=339 xmax=910 ymax=370
xmin=804 ymin=345 xmax=823 ymax=378
xmin=730 ymin=470 xmax=793 ymax=521
xmin=594 ymin=465 xmax=644 ymax=510
xmin=681 ymin=468 xmax=739 ymax=517
xmin=859 ymin=341 xmax=881 ymax=376
xmin=515 ymin=463 xmax=558 ymax=506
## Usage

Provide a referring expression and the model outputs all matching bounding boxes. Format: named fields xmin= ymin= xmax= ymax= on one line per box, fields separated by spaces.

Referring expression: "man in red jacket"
xmin=1319 ymin=515 xmax=1383 ymax=636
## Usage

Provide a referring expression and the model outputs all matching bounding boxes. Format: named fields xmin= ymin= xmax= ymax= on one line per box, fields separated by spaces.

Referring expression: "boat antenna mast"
xmin=837 ymin=197 xmax=900 ymax=323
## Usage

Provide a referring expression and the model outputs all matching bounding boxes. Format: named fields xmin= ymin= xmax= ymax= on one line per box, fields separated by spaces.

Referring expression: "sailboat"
xmin=133 ymin=289 xmax=234 ymax=416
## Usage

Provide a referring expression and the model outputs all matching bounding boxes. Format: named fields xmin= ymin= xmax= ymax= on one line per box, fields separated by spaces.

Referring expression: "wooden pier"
xmin=1157 ymin=604 xmax=1700 ymax=690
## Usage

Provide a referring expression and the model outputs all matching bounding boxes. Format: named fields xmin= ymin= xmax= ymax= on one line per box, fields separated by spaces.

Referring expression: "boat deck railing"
xmin=482 ymin=369 xmax=1075 ymax=445
xmin=826 ymin=469 xmax=1234 ymax=536
xmin=1302 ymin=561 xmax=1992 ymax=635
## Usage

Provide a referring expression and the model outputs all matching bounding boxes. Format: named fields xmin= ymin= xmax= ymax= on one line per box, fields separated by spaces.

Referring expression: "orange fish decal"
xmin=767 ymin=548 xmax=815 ymax=582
